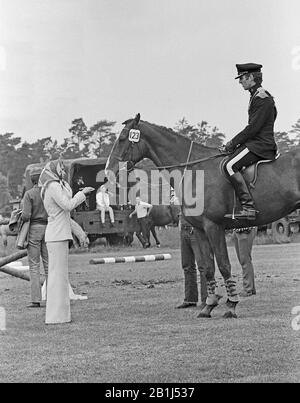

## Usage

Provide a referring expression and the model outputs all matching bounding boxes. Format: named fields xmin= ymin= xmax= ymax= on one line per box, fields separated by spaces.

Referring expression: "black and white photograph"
xmin=0 ymin=0 xmax=299 ymax=386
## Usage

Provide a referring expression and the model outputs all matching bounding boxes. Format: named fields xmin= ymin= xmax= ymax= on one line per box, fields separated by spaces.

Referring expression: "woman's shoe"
xmin=176 ymin=302 xmax=197 ymax=309
xmin=27 ymin=302 xmax=41 ymax=308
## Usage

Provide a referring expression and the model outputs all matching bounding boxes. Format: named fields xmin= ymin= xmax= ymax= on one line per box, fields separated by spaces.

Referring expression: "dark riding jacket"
xmin=230 ymin=86 xmax=277 ymax=160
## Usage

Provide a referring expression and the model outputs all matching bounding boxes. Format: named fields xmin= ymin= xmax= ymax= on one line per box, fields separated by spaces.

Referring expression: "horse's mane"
xmin=141 ymin=120 xmax=219 ymax=152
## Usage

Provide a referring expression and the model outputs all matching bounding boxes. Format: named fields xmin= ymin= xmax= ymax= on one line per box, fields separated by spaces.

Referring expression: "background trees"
xmin=274 ymin=131 xmax=298 ymax=153
xmin=0 ymin=133 xmax=22 ymax=197
xmin=88 ymin=120 xmax=117 ymax=158
xmin=61 ymin=118 xmax=90 ymax=159
xmin=174 ymin=117 xmax=225 ymax=147
xmin=290 ymin=118 xmax=300 ymax=144
xmin=0 ymin=173 xmax=11 ymax=215
xmin=0 ymin=117 xmax=118 ymax=200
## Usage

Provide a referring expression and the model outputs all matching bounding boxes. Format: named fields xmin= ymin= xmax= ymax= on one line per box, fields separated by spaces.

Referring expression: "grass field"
xmin=0 ymin=229 xmax=300 ymax=383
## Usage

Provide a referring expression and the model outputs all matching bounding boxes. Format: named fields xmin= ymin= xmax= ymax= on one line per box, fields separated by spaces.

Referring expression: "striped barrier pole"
xmin=89 ymin=253 xmax=172 ymax=265
xmin=0 ymin=250 xmax=27 ymax=267
xmin=0 ymin=265 xmax=31 ymax=282
xmin=0 ymin=262 xmax=46 ymax=284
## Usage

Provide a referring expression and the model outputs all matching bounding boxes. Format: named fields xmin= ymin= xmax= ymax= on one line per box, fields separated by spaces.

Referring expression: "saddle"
xmin=220 ymin=153 xmax=281 ymax=221
xmin=220 ymin=152 xmax=281 ymax=189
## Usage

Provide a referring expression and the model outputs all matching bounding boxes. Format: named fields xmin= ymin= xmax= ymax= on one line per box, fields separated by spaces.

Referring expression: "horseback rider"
xmin=222 ymin=63 xmax=277 ymax=220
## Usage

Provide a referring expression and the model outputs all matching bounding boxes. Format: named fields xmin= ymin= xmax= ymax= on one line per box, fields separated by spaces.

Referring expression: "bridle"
xmin=114 ymin=125 xmax=142 ymax=172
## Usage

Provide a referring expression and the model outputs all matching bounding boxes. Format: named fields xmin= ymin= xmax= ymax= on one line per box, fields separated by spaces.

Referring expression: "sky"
xmin=0 ymin=0 xmax=300 ymax=145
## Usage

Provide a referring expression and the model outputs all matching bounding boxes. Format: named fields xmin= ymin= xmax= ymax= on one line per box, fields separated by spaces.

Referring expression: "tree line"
xmin=1 ymin=116 xmax=300 ymax=213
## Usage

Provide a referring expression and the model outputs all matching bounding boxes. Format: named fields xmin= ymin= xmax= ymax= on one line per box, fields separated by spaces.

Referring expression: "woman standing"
xmin=39 ymin=160 xmax=94 ymax=324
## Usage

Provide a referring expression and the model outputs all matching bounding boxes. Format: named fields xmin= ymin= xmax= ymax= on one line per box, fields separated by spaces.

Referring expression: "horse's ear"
xmin=134 ymin=113 xmax=140 ymax=124
xmin=122 ymin=117 xmax=136 ymax=125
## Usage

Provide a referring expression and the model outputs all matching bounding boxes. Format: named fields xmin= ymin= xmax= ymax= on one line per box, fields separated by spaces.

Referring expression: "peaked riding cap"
xmin=235 ymin=63 xmax=263 ymax=79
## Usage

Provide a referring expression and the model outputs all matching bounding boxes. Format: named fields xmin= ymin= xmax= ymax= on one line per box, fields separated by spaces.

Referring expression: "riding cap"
xmin=235 ymin=63 xmax=263 ymax=79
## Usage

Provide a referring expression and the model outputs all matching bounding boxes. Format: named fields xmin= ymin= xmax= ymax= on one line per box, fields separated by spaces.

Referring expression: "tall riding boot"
xmin=225 ymin=172 xmax=258 ymax=220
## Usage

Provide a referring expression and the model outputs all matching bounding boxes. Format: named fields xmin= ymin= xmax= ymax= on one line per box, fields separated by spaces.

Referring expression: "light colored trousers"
xmin=233 ymin=228 xmax=257 ymax=293
xmin=27 ymin=224 xmax=48 ymax=303
xmin=45 ymin=241 xmax=71 ymax=324
xmin=98 ymin=206 xmax=114 ymax=224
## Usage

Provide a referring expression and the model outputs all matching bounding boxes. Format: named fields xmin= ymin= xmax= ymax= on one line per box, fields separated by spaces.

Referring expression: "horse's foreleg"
xmin=193 ymin=228 xmax=221 ymax=318
xmin=202 ymin=218 xmax=239 ymax=318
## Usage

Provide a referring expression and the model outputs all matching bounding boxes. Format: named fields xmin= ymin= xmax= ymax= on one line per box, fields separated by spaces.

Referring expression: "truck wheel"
xmin=87 ymin=234 xmax=107 ymax=248
xmin=271 ymin=219 xmax=291 ymax=243
xmin=88 ymin=234 xmax=98 ymax=244
xmin=106 ymin=234 xmax=125 ymax=246
xmin=289 ymin=223 xmax=300 ymax=234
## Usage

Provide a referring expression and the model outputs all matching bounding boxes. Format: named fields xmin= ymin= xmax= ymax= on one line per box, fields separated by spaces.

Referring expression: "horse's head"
xmin=105 ymin=113 xmax=148 ymax=184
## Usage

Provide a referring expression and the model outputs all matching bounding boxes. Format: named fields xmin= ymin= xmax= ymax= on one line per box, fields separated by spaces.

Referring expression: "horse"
xmin=125 ymin=204 xmax=180 ymax=247
xmin=147 ymin=204 xmax=180 ymax=246
xmin=105 ymin=113 xmax=300 ymax=318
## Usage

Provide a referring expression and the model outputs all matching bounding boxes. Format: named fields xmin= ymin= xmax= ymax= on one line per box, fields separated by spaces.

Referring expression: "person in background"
xmin=129 ymin=196 xmax=153 ymax=248
xmin=232 ymin=226 xmax=257 ymax=297
xmin=39 ymin=159 xmax=94 ymax=324
xmin=21 ymin=166 xmax=48 ymax=308
xmin=74 ymin=176 xmax=89 ymax=211
xmin=75 ymin=176 xmax=85 ymax=190
xmin=176 ymin=214 xmax=211 ymax=310
xmin=96 ymin=185 xmax=115 ymax=227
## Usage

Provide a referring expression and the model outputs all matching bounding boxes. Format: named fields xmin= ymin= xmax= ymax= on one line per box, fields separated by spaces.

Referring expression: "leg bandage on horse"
xmin=206 ymin=280 xmax=220 ymax=306
xmin=225 ymin=277 xmax=239 ymax=303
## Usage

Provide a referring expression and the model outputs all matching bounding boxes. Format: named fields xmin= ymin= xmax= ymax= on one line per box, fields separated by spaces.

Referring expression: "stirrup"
xmin=225 ymin=209 xmax=258 ymax=220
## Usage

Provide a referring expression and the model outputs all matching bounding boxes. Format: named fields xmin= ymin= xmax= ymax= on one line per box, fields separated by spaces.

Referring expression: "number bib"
xmin=129 ymin=129 xmax=140 ymax=143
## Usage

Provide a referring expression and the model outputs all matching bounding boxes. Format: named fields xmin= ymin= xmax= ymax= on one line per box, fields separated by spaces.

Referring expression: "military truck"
xmin=267 ymin=209 xmax=300 ymax=243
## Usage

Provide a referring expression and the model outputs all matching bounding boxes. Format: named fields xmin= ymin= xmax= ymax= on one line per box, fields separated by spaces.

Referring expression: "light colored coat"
xmin=96 ymin=191 xmax=110 ymax=209
xmin=43 ymin=181 xmax=85 ymax=242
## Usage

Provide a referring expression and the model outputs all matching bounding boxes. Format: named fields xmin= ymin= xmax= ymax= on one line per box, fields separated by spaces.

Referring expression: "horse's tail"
xmin=169 ymin=205 xmax=180 ymax=225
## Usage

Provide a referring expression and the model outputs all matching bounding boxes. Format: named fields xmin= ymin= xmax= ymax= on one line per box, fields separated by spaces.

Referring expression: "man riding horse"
xmin=222 ymin=63 xmax=277 ymax=220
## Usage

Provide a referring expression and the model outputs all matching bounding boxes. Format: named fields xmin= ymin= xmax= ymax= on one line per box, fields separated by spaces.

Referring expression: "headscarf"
xmin=39 ymin=160 xmax=67 ymax=199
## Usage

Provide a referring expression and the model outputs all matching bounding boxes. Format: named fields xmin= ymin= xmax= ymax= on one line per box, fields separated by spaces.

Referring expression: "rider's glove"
xmin=224 ymin=141 xmax=235 ymax=154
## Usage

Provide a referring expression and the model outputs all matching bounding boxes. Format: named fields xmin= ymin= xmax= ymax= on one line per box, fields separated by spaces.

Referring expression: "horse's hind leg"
xmin=202 ymin=218 xmax=239 ymax=318
xmin=135 ymin=232 xmax=146 ymax=247
xmin=150 ymin=227 xmax=160 ymax=247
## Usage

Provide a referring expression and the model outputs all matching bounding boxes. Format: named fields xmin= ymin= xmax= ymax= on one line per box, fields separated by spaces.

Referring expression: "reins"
xmin=155 ymin=151 xmax=228 ymax=170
